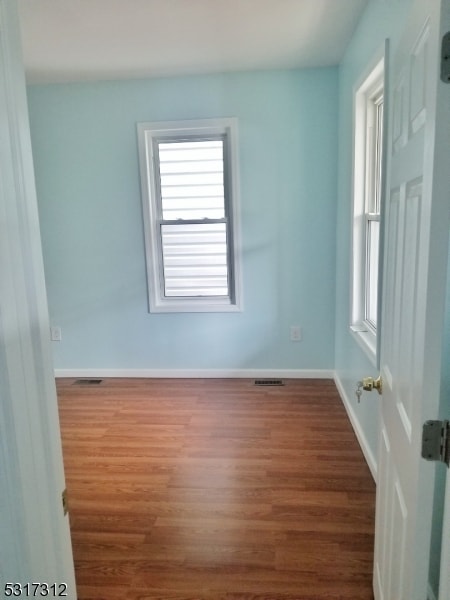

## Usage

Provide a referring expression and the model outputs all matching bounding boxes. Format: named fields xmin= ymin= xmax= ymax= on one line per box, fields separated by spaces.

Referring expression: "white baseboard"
xmin=334 ymin=371 xmax=377 ymax=482
xmin=55 ymin=368 xmax=335 ymax=379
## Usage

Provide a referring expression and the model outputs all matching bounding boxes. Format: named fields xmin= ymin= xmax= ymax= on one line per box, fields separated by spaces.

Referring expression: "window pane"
xmin=161 ymin=223 xmax=229 ymax=297
xmin=366 ymin=219 xmax=380 ymax=328
xmin=158 ymin=139 xmax=225 ymax=220
xmin=374 ymin=98 xmax=384 ymax=213
xmin=159 ymin=160 xmax=224 ymax=174
xmin=160 ymin=172 xmax=224 ymax=187
xmin=159 ymin=140 xmax=223 ymax=160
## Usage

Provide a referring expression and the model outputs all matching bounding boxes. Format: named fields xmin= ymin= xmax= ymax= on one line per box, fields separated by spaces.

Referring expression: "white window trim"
xmin=137 ymin=118 xmax=243 ymax=313
xmin=350 ymin=54 xmax=386 ymax=366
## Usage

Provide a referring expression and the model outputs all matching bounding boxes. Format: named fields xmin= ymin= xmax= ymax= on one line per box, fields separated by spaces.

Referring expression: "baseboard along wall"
xmin=333 ymin=372 xmax=377 ymax=483
xmin=54 ymin=368 xmax=335 ymax=379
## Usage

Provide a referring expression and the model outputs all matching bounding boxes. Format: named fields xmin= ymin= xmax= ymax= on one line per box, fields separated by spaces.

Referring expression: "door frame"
xmin=0 ymin=0 xmax=76 ymax=593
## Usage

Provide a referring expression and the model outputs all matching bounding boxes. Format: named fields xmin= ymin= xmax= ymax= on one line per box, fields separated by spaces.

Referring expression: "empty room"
xmin=1 ymin=0 xmax=450 ymax=599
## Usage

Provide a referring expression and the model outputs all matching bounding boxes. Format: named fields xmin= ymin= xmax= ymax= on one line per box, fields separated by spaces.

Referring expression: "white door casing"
xmin=374 ymin=1 xmax=450 ymax=599
xmin=440 ymin=471 xmax=450 ymax=600
xmin=0 ymin=0 xmax=76 ymax=595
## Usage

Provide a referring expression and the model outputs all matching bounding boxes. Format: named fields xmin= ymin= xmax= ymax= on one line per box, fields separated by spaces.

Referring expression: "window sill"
xmin=350 ymin=325 xmax=377 ymax=367
xmin=149 ymin=297 xmax=243 ymax=313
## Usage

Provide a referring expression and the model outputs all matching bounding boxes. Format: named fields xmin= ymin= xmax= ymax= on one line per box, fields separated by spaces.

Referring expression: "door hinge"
xmin=441 ymin=32 xmax=450 ymax=83
xmin=62 ymin=488 xmax=69 ymax=515
xmin=422 ymin=420 xmax=449 ymax=467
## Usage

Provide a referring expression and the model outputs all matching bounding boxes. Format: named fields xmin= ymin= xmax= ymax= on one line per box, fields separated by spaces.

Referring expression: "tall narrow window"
xmin=138 ymin=119 xmax=242 ymax=313
xmin=351 ymin=58 xmax=385 ymax=361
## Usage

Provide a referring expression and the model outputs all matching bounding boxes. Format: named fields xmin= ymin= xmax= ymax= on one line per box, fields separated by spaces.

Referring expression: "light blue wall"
xmin=27 ymin=68 xmax=338 ymax=372
xmin=334 ymin=0 xmax=412 ymax=466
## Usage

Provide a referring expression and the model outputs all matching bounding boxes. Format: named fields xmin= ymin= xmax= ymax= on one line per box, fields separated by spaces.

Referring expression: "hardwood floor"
xmin=57 ymin=378 xmax=376 ymax=600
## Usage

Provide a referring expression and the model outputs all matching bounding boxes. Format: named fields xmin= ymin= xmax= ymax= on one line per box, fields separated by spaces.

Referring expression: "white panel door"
xmin=374 ymin=1 xmax=450 ymax=599
xmin=0 ymin=0 xmax=76 ymax=595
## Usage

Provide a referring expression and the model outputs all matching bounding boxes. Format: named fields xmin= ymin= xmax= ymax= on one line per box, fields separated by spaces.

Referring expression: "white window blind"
xmin=161 ymin=222 xmax=229 ymax=296
xmin=156 ymin=138 xmax=230 ymax=298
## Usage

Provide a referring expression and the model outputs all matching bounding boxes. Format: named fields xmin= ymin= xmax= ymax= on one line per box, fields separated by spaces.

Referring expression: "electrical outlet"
xmin=290 ymin=325 xmax=302 ymax=342
xmin=50 ymin=326 xmax=62 ymax=342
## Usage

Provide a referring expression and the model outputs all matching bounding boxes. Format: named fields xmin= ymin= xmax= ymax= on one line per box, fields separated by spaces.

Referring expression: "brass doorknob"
xmin=361 ymin=376 xmax=383 ymax=395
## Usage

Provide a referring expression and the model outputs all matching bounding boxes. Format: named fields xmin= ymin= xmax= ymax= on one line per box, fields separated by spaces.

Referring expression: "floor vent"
xmin=254 ymin=379 xmax=285 ymax=386
xmin=73 ymin=379 xmax=103 ymax=386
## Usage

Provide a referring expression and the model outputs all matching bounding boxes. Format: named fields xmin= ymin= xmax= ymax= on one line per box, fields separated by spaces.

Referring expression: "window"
xmin=138 ymin=118 xmax=242 ymax=312
xmin=351 ymin=58 xmax=385 ymax=362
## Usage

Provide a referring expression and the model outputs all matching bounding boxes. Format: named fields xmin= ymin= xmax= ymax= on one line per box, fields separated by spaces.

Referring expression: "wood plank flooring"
xmin=57 ymin=378 xmax=376 ymax=600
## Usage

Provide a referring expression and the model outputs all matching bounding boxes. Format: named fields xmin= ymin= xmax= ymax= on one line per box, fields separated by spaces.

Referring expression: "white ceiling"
xmin=17 ymin=0 xmax=368 ymax=84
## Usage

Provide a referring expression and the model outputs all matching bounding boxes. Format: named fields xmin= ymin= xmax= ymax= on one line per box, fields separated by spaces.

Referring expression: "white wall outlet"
xmin=290 ymin=325 xmax=302 ymax=342
xmin=50 ymin=326 xmax=62 ymax=341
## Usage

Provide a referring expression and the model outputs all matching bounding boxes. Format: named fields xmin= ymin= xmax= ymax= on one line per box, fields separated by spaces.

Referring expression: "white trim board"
xmin=54 ymin=368 xmax=334 ymax=379
xmin=333 ymin=372 xmax=377 ymax=482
